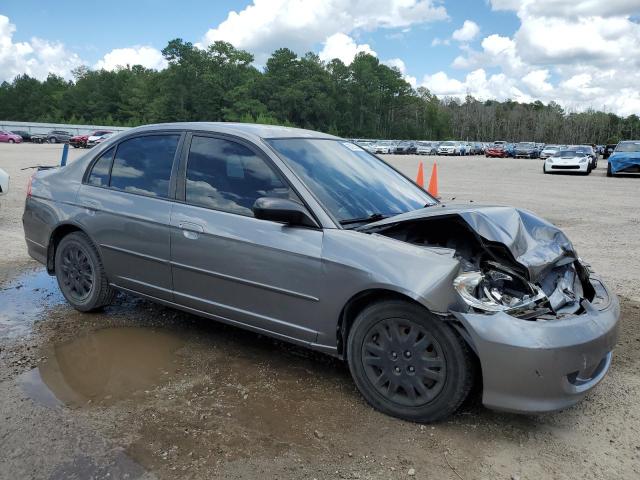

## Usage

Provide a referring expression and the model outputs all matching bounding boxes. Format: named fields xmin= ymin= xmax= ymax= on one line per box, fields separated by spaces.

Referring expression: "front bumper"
xmin=545 ymin=159 xmax=589 ymax=172
xmin=453 ymin=275 xmax=619 ymax=413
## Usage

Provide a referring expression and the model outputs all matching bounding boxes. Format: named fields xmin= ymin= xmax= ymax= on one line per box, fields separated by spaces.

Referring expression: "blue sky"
xmin=1 ymin=0 xmax=518 ymax=79
xmin=1 ymin=0 xmax=639 ymax=116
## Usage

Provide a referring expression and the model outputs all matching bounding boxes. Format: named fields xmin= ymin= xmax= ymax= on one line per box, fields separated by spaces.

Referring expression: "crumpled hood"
xmin=608 ymin=152 xmax=640 ymax=173
xmin=362 ymin=204 xmax=577 ymax=281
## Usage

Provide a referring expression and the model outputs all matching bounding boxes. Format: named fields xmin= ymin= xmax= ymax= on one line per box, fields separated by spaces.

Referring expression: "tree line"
xmin=1 ymin=38 xmax=638 ymax=144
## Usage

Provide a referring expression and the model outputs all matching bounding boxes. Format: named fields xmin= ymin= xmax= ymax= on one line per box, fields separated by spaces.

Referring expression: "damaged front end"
xmin=362 ymin=205 xmax=595 ymax=320
xmin=362 ymin=205 xmax=619 ymax=413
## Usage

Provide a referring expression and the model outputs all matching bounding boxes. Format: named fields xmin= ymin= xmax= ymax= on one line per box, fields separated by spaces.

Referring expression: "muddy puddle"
xmin=20 ymin=326 xmax=185 ymax=408
xmin=0 ymin=268 xmax=66 ymax=338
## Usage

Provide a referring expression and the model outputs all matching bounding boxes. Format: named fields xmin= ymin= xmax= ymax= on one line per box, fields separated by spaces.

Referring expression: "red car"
xmin=485 ymin=145 xmax=508 ymax=158
xmin=0 ymin=130 xmax=23 ymax=143
xmin=69 ymin=130 xmax=113 ymax=148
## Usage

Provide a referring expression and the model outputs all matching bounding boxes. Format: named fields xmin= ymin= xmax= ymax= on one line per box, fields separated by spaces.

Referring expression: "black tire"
xmin=347 ymin=300 xmax=474 ymax=423
xmin=48 ymin=137 xmax=57 ymax=143
xmin=607 ymin=162 xmax=613 ymax=177
xmin=54 ymin=232 xmax=116 ymax=312
xmin=8 ymin=139 xmax=14 ymax=144
xmin=543 ymin=163 xmax=549 ymax=174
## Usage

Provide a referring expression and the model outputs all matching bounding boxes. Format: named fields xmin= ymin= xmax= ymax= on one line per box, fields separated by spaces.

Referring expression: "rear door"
xmin=76 ymin=132 xmax=184 ymax=301
xmin=169 ymin=133 xmax=323 ymax=342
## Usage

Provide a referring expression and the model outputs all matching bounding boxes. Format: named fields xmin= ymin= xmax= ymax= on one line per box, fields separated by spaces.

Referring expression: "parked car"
xmin=539 ymin=145 xmax=564 ymax=160
xmin=11 ymin=130 xmax=32 ymax=142
xmin=607 ymin=140 xmax=640 ymax=177
xmin=394 ymin=141 xmax=417 ymax=154
xmin=93 ymin=132 xmax=115 ymax=146
xmin=485 ymin=144 xmax=509 ymax=158
xmin=372 ymin=142 xmax=391 ymax=154
xmin=30 ymin=133 xmax=48 ymax=144
xmin=87 ymin=132 xmax=115 ymax=148
xmin=515 ymin=142 xmax=539 ymax=158
xmin=46 ymin=130 xmax=72 ymax=143
xmin=416 ymin=141 xmax=437 ymax=155
xmin=23 ymin=123 xmax=620 ymax=423
xmin=602 ymin=144 xmax=617 ymax=160
xmin=0 ymin=168 xmax=8 ymax=195
xmin=543 ymin=148 xmax=593 ymax=175
xmin=0 ymin=130 xmax=23 ymax=143
xmin=437 ymin=141 xmax=461 ymax=155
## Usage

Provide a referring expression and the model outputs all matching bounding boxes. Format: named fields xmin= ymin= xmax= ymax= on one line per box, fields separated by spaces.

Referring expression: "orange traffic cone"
xmin=416 ymin=161 xmax=425 ymax=188
xmin=427 ymin=161 xmax=439 ymax=198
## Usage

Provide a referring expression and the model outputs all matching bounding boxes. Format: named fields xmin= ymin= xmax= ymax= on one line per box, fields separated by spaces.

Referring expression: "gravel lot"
xmin=1 ymin=143 xmax=639 ymax=479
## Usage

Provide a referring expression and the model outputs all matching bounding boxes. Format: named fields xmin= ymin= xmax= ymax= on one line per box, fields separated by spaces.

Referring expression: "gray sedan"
xmin=22 ymin=123 xmax=619 ymax=422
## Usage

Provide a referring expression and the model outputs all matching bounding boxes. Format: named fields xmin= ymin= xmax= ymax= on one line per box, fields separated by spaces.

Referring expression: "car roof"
xmin=125 ymin=122 xmax=340 ymax=141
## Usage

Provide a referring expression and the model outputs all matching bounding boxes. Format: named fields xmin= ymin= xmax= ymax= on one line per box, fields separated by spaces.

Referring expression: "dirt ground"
xmin=1 ymin=143 xmax=639 ymax=480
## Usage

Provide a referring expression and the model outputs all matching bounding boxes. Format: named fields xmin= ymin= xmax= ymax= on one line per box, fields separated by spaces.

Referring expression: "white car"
xmin=373 ymin=142 xmax=392 ymax=154
xmin=0 ymin=167 xmax=9 ymax=195
xmin=543 ymin=149 xmax=592 ymax=175
xmin=416 ymin=142 xmax=435 ymax=155
xmin=437 ymin=141 xmax=460 ymax=155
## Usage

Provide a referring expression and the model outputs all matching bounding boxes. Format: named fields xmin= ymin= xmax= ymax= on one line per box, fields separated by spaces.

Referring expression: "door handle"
xmin=178 ymin=222 xmax=204 ymax=233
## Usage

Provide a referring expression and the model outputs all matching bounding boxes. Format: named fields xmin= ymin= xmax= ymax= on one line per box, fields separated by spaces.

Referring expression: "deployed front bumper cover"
xmin=453 ymin=276 xmax=619 ymax=413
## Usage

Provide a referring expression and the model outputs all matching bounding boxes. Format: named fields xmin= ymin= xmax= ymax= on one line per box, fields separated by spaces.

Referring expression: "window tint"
xmin=110 ymin=135 xmax=179 ymax=198
xmin=185 ymin=136 xmax=294 ymax=216
xmin=88 ymin=146 xmax=115 ymax=187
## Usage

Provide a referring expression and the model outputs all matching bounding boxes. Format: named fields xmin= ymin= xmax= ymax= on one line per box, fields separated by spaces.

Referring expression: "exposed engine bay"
xmin=367 ymin=214 xmax=596 ymax=320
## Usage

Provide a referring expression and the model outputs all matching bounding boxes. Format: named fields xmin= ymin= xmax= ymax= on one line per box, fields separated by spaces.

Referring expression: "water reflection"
xmin=21 ymin=327 xmax=184 ymax=407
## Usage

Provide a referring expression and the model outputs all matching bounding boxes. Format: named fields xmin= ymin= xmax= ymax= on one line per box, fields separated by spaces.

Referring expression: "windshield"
xmin=615 ymin=141 xmax=640 ymax=153
xmin=268 ymin=139 xmax=436 ymax=225
xmin=554 ymin=150 xmax=578 ymax=157
xmin=441 ymin=141 xmax=455 ymax=146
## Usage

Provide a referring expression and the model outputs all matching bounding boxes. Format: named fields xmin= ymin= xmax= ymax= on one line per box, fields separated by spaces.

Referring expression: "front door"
xmin=170 ymin=134 xmax=323 ymax=342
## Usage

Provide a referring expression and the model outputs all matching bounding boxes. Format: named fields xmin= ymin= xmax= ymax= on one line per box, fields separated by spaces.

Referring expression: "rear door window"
xmin=87 ymin=146 xmax=115 ymax=187
xmin=110 ymin=135 xmax=179 ymax=198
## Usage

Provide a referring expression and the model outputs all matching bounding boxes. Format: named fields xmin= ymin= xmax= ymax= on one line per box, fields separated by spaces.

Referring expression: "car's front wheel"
xmin=347 ymin=300 xmax=474 ymax=423
xmin=607 ymin=162 xmax=613 ymax=177
xmin=48 ymin=137 xmax=57 ymax=143
xmin=55 ymin=232 xmax=116 ymax=312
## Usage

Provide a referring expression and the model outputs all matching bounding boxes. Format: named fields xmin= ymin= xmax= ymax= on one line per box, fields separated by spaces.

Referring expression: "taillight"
xmin=26 ymin=173 xmax=34 ymax=198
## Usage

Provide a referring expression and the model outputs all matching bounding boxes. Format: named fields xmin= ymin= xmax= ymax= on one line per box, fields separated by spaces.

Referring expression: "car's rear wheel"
xmin=55 ymin=232 xmax=116 ymax=312
xmin=347 ymin=300 xmax=474 ymax=423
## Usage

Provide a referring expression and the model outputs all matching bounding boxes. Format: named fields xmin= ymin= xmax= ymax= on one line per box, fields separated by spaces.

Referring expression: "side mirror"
xmin=0 ymin=168 xmax=9 ymax=196
xmin=253 ymin=197 xmax=318 ymax=228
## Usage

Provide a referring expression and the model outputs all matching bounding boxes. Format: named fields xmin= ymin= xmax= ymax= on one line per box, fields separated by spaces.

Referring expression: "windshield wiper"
xmin=339 ymin=212 xmax=388 ymax=226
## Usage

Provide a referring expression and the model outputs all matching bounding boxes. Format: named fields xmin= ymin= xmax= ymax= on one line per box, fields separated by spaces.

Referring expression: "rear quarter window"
xmin=87 ymin=146 xmax=115 ymax=187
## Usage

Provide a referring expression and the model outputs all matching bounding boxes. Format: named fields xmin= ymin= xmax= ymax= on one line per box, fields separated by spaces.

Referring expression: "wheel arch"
xmin=336 ymin=288 xmax=433 ymax=358
xmin=46 ymin=222 xmax=94 ymax=274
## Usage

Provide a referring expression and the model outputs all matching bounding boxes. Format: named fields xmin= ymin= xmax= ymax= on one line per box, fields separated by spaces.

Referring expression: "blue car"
xmin=607 ymin=141 xmax=640 ymax=177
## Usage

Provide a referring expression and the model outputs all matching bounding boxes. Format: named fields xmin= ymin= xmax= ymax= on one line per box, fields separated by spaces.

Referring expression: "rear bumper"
xmin=454 ymin=276 xmax=619 ymax=413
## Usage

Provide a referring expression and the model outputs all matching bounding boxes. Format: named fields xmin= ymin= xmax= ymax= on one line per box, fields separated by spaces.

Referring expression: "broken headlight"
xmin=454 ymin=269 xmax=547 ymax=313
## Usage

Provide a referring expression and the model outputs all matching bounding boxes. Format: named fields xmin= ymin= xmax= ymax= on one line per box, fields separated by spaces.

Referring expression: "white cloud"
xmin=95 ymin=46 xmax=167 ymax=71
xmin=425 ymin=0 xmax=640 ymax=115
xmin=0 ymin=15 xmax=83 ymax=81
xmin=202 ymin=0 xmax=448 ymax=61
xmin=431 ymin=37 xmax=450 ymax=46
xmin=421 ymin=68 xmax=530 ymax=102
xmin=318 ymin=33 xmax=376 ymax=64
xmin=452 ymin=20 xmax=480 ymax=42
